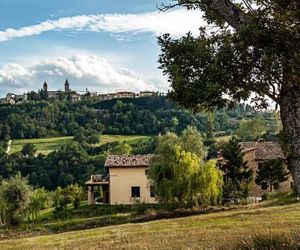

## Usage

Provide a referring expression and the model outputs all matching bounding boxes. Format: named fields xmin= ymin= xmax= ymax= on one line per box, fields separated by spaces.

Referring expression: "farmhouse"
xmin=86 ymin=154 xmax=156 ymax=205
xmin=219 ymin=140 xmax=293 ymax=197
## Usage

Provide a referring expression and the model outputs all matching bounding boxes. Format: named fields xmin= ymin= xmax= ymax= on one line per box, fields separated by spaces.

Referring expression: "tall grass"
xmin=236 ymin=231 xmax=300 ymax=250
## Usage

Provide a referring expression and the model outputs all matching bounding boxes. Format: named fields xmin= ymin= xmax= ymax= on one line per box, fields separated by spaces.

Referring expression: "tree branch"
xmin=199 ymin=0 xmax=250 ymax=29
xmin=162 ymin=0 xmax=250 ymax=30
xmin=266 ymin=91 xmax=279 ymax=103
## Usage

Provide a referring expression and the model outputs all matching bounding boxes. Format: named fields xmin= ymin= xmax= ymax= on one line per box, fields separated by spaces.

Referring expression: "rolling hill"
xmin=0 ymin=202 xmax=299 ymax=249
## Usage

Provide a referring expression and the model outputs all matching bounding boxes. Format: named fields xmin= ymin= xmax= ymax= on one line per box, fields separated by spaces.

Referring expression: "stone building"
xmin=0 ymin=93 xmax=27 ymax=104
xmin=219 ymin=140 xmax=293 ymax=197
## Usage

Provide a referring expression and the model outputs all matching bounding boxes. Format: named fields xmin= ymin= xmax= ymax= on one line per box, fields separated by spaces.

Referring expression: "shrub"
xmin=0 ymin=174 xmax=33 ymax=225
xmin=53 ymin=184 xmax=84 ymax=213
xmin=236 ymin=231 xmax=300 ymax=250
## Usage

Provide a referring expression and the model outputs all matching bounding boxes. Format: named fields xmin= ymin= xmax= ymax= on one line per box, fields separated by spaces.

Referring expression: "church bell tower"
xmin=65 ymin=78 xmax=70 ymax=92
xmin=43 ymin=81 xmax=48 ymax=92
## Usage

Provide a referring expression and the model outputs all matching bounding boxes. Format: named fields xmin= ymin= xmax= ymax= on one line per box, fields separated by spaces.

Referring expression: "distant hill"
xmin=0 ymin=95 xmax=272 ymax=140
xmin=9 ymin=134 xmax=149 ymax=155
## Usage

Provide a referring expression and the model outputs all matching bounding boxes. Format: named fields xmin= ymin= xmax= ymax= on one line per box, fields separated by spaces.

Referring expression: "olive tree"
xmin=0 ymin=174 xmax=33 ymax=225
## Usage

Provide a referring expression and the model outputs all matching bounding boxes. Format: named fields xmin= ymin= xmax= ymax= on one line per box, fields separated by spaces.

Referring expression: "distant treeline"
xmin=0 ymin=137 xmax=155 ymax=190
xmin=0 ymin=96 xmax=269 ymax=140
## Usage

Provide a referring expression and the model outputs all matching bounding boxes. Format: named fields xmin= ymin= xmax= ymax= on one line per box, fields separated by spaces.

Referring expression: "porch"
xmin=85 ymin=175 xmax=109 ymax=205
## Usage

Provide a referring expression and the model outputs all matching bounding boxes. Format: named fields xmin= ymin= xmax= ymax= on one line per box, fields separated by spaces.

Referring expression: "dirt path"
xmin=6 ymin=140 xmax=12 ymax=154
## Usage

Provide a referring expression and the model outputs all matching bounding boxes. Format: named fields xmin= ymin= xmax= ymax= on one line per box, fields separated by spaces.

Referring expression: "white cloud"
xmin=0 ymin=9 xmax=205 ymax=42
xmin=0 ymin=54 xmax=164 ymax=96
xmin=0 ymin=63 xmax=34 ymax=86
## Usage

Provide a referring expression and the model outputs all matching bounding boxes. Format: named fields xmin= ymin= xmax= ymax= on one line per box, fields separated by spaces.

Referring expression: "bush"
xmin=236 ymin=231 xmax=300 ymax=250
xmin=53 ymin=184 xmax=84 ymax=213
xmin=0 ymin=174 xmax=33 ymax=225
xmin=29 ymin=188 xmax=49 ymax=221
xmin=133 ymin=201 xmax=149 ymax=215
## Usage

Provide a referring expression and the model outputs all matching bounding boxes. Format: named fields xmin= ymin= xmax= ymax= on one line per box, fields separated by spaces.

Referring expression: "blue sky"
xmin=0 ymin=0 xmax=204 ymax=97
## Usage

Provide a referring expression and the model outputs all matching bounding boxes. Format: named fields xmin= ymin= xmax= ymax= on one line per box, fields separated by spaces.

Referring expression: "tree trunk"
xmin=280 ymin=83 xmax=300 ymax=196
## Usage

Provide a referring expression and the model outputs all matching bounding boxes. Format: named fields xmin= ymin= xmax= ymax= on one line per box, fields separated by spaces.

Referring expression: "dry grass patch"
xmin=0 ymin=203 xmax=300 ymax=249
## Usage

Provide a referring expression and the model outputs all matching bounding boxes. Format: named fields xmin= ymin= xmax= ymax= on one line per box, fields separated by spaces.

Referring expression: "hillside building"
xmin=0 ymin=93 xmax=27 ymax=104
xmin=43 ymin=79 xmax=81 ymax=102
xmin=86 ymin=154 xmax=156 ymax=205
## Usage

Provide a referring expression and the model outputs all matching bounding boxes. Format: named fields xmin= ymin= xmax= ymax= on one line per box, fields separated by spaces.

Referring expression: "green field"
xmin=9 ymin=135 xmax=150 ymax=155
xmin=215 ymin=135 xmax=232 ymax=142
xmin=0 ymin=202 xmax=299 ymax=249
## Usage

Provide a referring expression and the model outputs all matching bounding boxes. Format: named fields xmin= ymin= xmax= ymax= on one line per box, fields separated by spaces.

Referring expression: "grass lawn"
xmin=1 ymin=202 xmax=300 ymax=249
xmin=215 ymin=135 xmax=232 ymax=142
xmin=9 ymin=134 xmax=150 ymax=155
xmin=10 ymin=136 xmax=73 ymax=155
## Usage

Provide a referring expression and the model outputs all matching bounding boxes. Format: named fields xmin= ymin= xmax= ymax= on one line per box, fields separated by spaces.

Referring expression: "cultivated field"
xmin=1 ymin=202 xmax=299 ymax=249
xmin=9 ymin=135 xmax=150 ymax=155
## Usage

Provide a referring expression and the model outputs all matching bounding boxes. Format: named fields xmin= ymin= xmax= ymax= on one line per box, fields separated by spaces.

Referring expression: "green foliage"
xmin=149 ymin=129 xmax=222 ymax=207
xmin=54 ymin=184 xmax=84 ymax=213
xmin=21 ymin=143 xmax=37 ymax=157
xmin=235 ymin=117 xmax=267 ymax=141
xmin=0 ymin=96 xmax=275 ymax=140
xmin=86 ymin=134 xmax=100 ymax=146
xmin=256 ymin=159 xmax=289 ymax=191
xmin=0 ymin=174 xmax=33 ymax=225
xmin=180 ymin=126 xmax=206 ymax=159
xmin=158 ymin=0 xmax=300 ymax=110
xmin=29 ymin=188 xmax=49 ymax=221
xmin=109 ymin=142 xmax=132 ymax=155
xmin=220 ymin=137 xmax=253 ymax=201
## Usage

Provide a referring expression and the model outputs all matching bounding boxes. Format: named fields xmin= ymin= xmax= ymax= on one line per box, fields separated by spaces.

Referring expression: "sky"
xmin=0 ymin=0 xmax=206 ymax=97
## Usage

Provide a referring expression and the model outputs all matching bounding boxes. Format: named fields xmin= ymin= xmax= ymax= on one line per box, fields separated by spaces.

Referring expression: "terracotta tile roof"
xmin=240 ymin=141 xmax=285 ymax=160
xmin=105 ymin=154 xmax=154 ymax=168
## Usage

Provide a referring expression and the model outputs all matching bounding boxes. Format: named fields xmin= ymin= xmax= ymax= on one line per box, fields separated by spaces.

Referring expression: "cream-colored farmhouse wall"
xmin=109 ymin=167 xmax=156 ymax=205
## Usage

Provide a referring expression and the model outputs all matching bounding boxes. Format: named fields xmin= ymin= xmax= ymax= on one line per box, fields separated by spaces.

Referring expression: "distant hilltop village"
xmin=0 ymin=79 xmax=159 ymax=105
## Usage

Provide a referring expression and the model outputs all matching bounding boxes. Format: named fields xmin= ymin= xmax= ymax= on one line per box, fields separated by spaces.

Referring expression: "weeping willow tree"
xmin=149 ymin=129 xmax=223 ymax=207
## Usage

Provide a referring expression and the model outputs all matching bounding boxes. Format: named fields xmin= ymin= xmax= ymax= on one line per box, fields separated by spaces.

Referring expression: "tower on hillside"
xmin=65 ymin=78 xmax=70 ymax=92
xmin=43 ymin=81 xmax=48 ymax=92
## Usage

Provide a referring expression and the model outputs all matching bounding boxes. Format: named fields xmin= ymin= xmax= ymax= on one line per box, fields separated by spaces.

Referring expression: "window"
xmin=150 ymin=186 xmax=155 ymax=198
xmin=145 ymin=169 xmax=149 ymax=176
xmin=131 ymin=186 xmax=140 ymax=198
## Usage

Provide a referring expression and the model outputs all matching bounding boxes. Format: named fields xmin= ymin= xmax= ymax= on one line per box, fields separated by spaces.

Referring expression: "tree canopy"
xmin=149 ymin=129 xmax=223 ymax=207
xmin=256 ymin=158 xmax=289 ymax=192
xmin=159 ymin=0 xmax=300 ymax=194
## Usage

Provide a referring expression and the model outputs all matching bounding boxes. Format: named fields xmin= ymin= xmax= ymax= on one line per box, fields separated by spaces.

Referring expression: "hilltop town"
xmin=0 ymin=79 xmax=159 ymax=105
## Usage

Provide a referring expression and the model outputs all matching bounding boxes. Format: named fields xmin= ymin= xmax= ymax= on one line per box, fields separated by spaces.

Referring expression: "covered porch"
xmin=85 ymin=175 xmax=109 ymax=205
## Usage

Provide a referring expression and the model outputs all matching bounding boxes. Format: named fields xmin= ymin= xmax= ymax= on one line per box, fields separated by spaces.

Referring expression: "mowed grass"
xmin=10 ymin=135 xmax=150 ymax=155
xmin=10 ymin=136 xmax=73 ymax=155
xmin=1 ymin=203 xmax=300 ymax=249
xmin=215 ymin=135 xmax=232 ymax=142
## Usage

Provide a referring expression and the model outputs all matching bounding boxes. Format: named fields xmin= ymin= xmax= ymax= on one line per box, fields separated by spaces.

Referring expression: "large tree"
xmin=149 ymin=132 xmax=222 ymax=207
xmin=158 ymin=0 xmax=300 ymax=194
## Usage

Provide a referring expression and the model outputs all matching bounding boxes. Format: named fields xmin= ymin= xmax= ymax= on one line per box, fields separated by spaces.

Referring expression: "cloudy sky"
xmin=0 ymin=0 xmax=205 ymax=97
